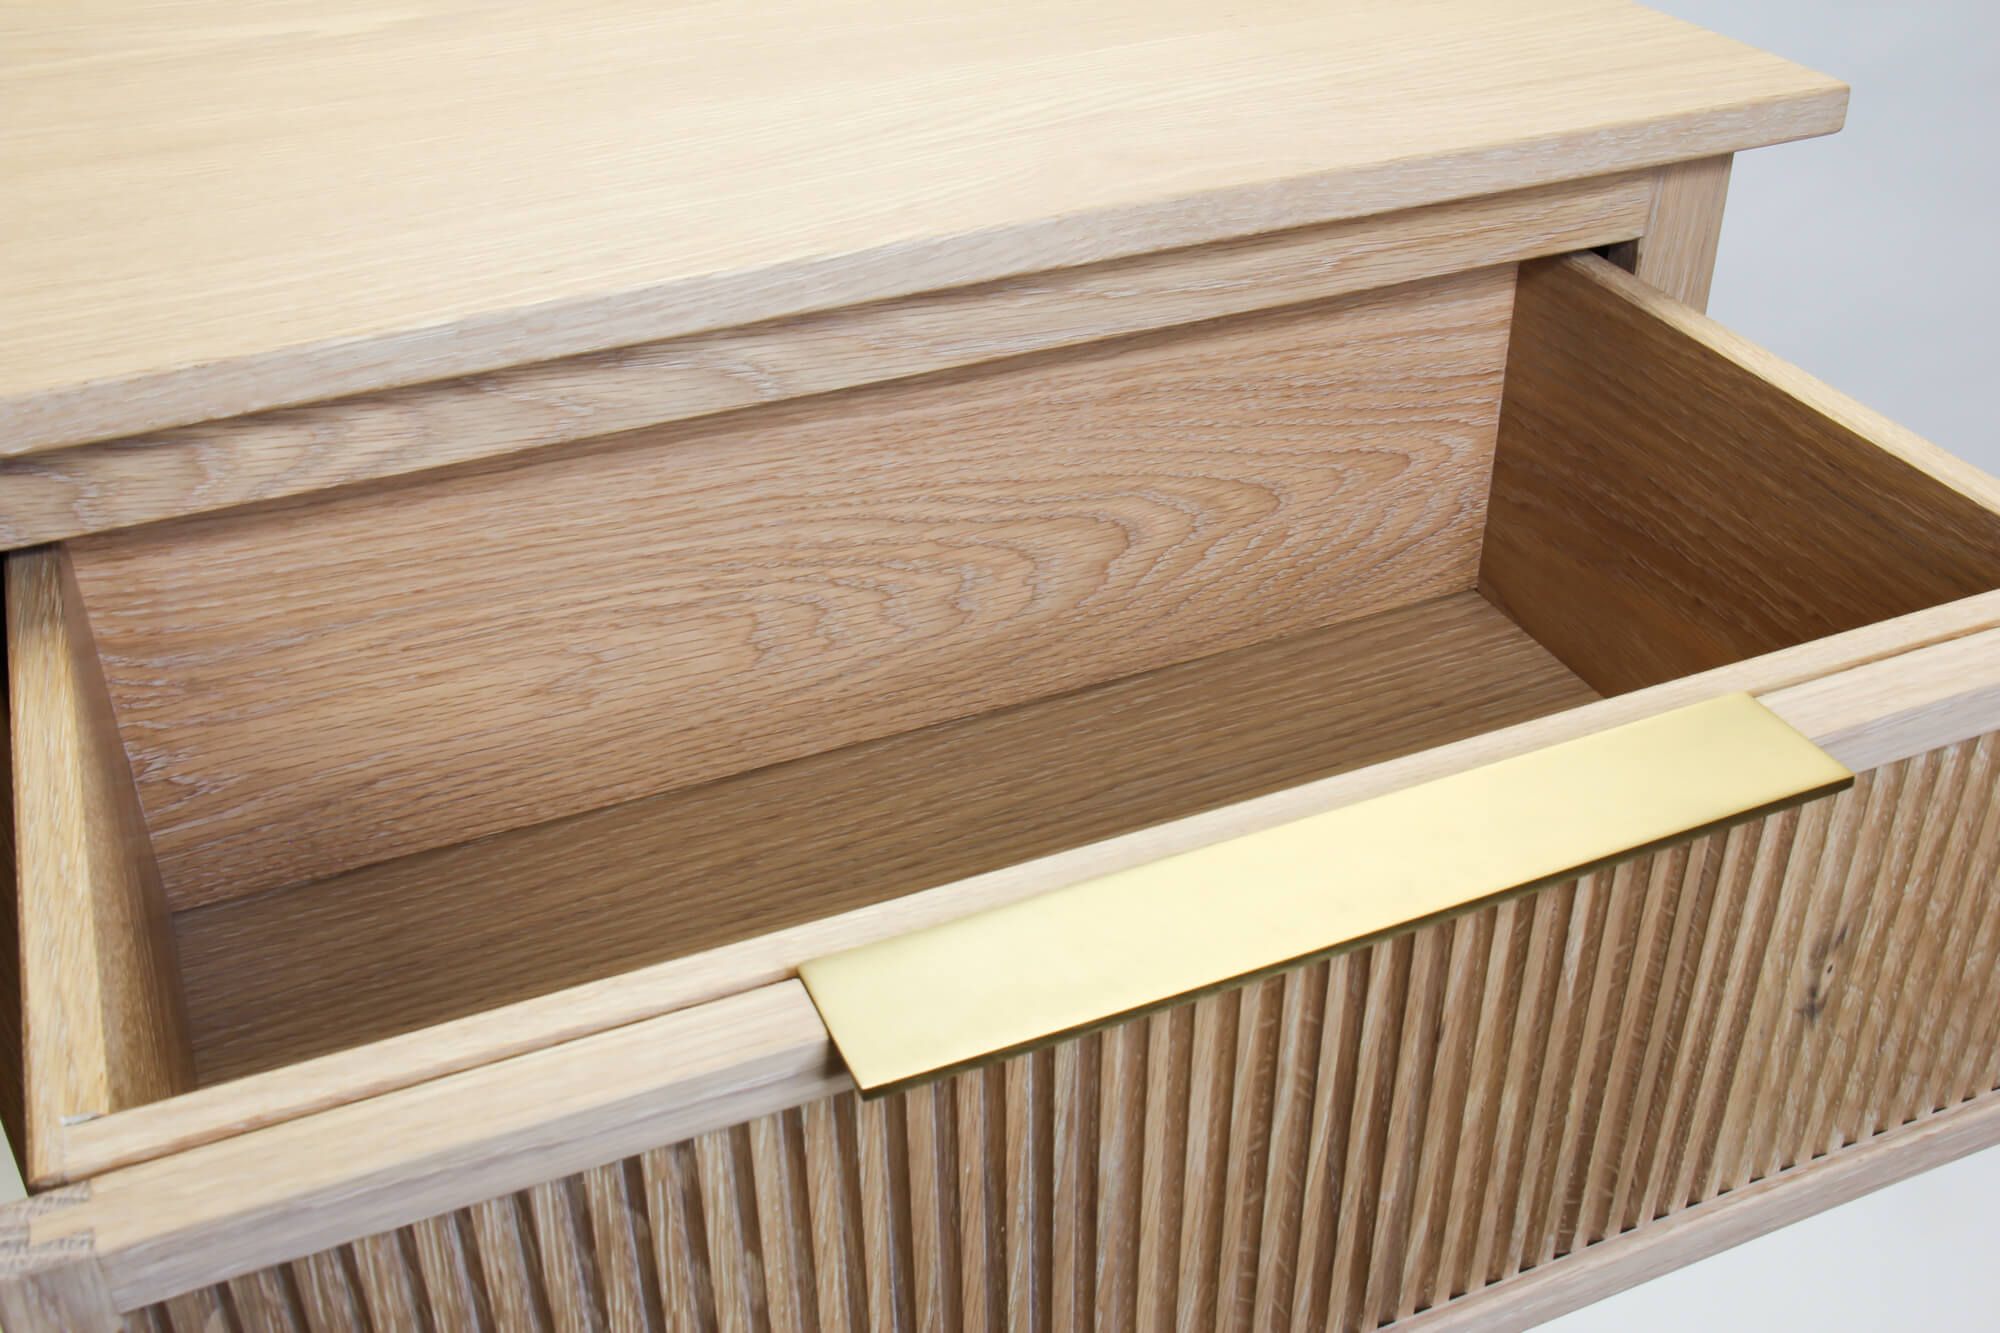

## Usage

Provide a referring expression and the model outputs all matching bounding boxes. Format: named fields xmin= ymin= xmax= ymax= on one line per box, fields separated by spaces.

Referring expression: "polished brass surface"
xmin=800 ymin=693 xmax=1852 ymax=1093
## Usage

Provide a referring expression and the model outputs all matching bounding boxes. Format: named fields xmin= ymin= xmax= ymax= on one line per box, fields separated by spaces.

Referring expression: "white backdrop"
xmin=1544 ymin=3 xmax=2000 ymax=1329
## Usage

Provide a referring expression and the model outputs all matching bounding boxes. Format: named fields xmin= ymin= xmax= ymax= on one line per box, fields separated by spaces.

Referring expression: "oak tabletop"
xmin=1 ymin=0 xmax=1843 ymax=453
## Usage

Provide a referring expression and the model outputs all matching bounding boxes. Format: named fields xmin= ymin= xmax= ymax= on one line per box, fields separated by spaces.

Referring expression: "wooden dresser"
xmin=5 ymin=4 xmax=1999 ymax=1330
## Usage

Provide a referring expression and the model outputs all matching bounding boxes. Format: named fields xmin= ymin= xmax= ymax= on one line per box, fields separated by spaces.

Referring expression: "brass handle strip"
xmin=799 ymin=692 xmax=1852 ymax=1095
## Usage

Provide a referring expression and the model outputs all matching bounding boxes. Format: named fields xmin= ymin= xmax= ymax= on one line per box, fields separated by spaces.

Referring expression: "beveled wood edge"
xmin=5 ymin=549 xmax=193 ymax=1189
xmin=53 ymin=587 xmax=2000 ymax=1184
xmin=2 ymin=85 xmax=1845 ymax=465
xmin=0 ymin=173 xmax=1650 ymax=548
xmin=1391 ymin=1089 xmax=2000 ymax=1333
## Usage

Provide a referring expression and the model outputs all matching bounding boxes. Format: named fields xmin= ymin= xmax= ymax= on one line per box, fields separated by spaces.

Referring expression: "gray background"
xmin=1545 ymin=3 xmax=2000 ymax=1329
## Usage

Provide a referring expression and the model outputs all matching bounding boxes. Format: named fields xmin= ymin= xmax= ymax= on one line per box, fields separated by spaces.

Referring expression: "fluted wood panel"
xmin=128 ymin=732 xmax=2000 ymax=1331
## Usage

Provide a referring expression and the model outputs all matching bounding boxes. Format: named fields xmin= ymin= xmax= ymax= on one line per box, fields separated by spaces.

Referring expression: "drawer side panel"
xmin=1482 ymin=254 xmax=2000 ymax=696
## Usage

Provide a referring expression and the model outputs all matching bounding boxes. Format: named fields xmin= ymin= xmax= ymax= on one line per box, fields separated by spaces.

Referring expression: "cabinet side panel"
xmin=1634 ymin=155 xmax=1733 ymax=311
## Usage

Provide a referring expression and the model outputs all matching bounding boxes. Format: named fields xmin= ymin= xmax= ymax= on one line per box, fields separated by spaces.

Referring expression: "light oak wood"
xmin=0 ymin=174 xmax=1655 ymax=548
xmin=57 ymin=588 xmax=2000 ymax=1185
xmin=0 ymin=575 xmax=24 ymax=1196
xmin=5 ymin=30 xmax=1953 ymax=1326
xmin=1481 ymin=253 xmax=2000 ymax=695
xmin=74 ymin=727 xmax=2000 ymax=1325
xmin=35 ymin=608 xmax=2000 ymax=1288
xmin=0 ymin=1 xmax=1844 ymax=455
xmin=32 ymin=982 xmax=844 ymax=1312
xmin=1764 ymin=626 xmax=2000 ymax=772
xmin=70 ymin=268 xmax=1514 ymax=907
xmin=1393 ymin=1089 xmax=2000 ymax=1333
xmin=0 ymin=1259 xmax=121 ymax=1333
xmin=1634 ymin=155 xmax=1734 ymax=310
xmin=798 ymin=692 xmax=1847 ymax=1099
xmin=0 ymin=1188 xmax=121 ymax=1333
xmin=4 ymin=549 xmax=193 ymax=1187
xmin=172 ymin=591 xmax=1597 ymax=1084
xmin=19 ymin=210 xmax=2000 ymax=1320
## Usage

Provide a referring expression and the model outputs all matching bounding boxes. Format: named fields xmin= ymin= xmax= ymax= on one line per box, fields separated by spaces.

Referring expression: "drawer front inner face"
xmin=66 ymin=268 xmax=1514 ymax=909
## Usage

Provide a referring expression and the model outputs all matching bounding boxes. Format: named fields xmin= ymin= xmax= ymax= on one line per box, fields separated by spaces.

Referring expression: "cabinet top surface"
xmin=3 ymin=0 xmax=1844 ymax=452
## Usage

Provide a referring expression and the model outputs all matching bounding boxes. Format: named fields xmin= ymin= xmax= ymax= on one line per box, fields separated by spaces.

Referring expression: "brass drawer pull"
xmin=800 ymin=693 xmax=1852 ymax=1094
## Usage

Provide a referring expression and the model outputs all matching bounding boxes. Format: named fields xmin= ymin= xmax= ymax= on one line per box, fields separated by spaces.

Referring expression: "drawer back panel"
xmin=68 ymin=269 xmax=1514 ymax=908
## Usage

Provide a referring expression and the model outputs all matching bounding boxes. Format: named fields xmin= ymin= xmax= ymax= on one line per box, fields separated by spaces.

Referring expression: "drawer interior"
xmin=9 ymin=254 xmax=2000 ymax=1134
xmin=175 ymin=589 xmax=1597 ymax=1084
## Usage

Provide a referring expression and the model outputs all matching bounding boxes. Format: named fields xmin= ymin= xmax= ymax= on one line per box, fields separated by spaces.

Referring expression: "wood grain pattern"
xmin=0 ymin=1 xmax=1844 ymax=455
xmin=171 ymin=590 xmax=1596 ymax=1084
xmin=1764 ymin=626 xmax=2000 ymax=773
xmin=60 ymin=587 xmax=2000 ymax=1185
xmin=1480 ymin=253 xmax=2000 ymax=696
xmin=33 ymin=982 xmax=845 ymax=1313
xmin=1393 ymin=1090 xmax=2000 ymax=1333
xmin=100 ymin=729 xmax=2000 ymax=1328
xmin=0 ymin=574 xmax=25 ymax=1197
xmin=71 ymin=269 xmax=1514 ymax=908
xmin=0 ymin=1188 xmax=122 ymax=1333
xmin=4 ymin=548 xmax=193 ymax=1186
xmin=1633 ymin=156 xmax=1733 ymax=310
xmin=0 ymin=174 xmax=1656 ymax=549
xmin=0 ymin=1259 xmax=123 ymax=1333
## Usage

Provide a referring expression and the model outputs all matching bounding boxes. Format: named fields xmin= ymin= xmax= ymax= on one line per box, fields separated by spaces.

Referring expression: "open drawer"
xmin=8 ymin=254 xmax=2000 ymax=1316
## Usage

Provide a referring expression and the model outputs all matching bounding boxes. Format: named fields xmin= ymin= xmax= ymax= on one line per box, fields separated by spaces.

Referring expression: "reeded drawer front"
xmin=7 ymin=251 xmax=2000 ymax=1323
xmin=113 ymin=728 xmax=2000 ymax=1333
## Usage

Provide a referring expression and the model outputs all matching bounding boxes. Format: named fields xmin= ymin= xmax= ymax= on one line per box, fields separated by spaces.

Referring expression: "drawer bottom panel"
xmin=126 ymin=731 xmax=2000 ymax=1332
